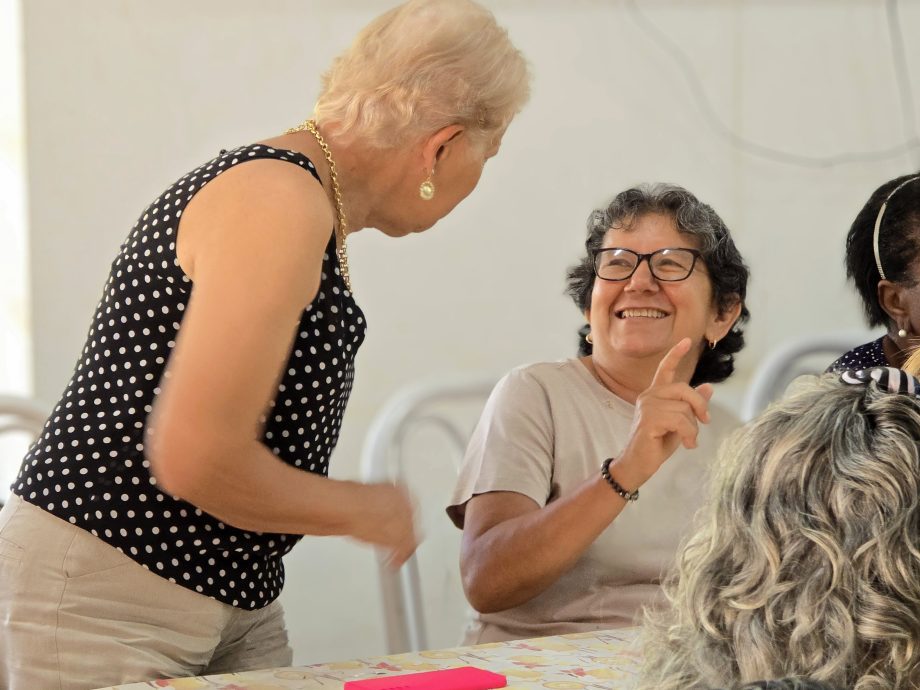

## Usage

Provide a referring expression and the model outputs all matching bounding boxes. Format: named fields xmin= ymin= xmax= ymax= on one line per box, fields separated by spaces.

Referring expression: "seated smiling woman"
xmin=447 ymin=184 xmax=750 ymax=643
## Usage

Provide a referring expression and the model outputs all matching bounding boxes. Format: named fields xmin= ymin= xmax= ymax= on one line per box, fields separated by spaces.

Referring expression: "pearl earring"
xmin=419 ymin=173 xmax=435 ymax=201
xmin=899 ymin=328 xmax=908 ymax=338
xmin=585 ymin=331 xmax=593 ymax=344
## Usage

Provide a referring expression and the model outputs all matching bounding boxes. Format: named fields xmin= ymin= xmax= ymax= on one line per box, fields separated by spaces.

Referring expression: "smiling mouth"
xmin=616 ymin=308 xmax=669 ymax=319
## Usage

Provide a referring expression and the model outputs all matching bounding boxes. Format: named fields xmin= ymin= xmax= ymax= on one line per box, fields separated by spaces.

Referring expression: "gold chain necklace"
xmin=285 ymin=118 xmax=352 ymax=292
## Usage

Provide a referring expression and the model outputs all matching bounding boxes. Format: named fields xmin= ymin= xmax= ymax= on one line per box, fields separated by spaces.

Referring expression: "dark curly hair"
xmin=565 ymin=184 xmax=750 ymax=386
xmin=845 ymin=172 xmax=920 ymax=328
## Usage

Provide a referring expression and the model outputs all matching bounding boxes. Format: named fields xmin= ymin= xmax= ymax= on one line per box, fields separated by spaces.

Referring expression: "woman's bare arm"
xmin=460 ymin=478 xmax=626 ymax=613
xmin=146 ymin=159 xmax=416 ymax=565
xmin=460 ymin=340 xmax=711 ymax=611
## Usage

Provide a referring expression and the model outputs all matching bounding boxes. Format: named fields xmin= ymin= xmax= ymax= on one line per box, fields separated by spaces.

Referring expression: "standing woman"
xmin=0 ymin=1 xmax=530 ymax=687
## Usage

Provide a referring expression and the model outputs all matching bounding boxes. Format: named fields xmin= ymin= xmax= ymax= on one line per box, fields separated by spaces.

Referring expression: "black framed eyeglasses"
xmin=593 ymin=247 xmax=703 ymax=282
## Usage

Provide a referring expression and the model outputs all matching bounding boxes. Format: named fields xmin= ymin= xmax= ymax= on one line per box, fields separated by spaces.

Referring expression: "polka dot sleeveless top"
xmin=12 ymin=144 xmax=366 ymax=609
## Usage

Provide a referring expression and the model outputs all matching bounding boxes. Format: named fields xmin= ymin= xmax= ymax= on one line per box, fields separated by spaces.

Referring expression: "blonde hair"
xmin=640 ymin=374 xmax=920 ymax=690
xmin=314 ymin=0 xmax=530 ymax=150
xmin=904 ymin=346 xmax=920 ymax=377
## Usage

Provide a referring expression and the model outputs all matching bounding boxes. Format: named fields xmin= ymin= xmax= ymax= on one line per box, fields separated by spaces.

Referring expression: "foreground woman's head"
xmin=641 ymin=367 xmax=920 ymax=690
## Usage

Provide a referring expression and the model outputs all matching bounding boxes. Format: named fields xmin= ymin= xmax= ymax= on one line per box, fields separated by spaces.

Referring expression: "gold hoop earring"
xmin=419 ymin=173 xmax=435 ymax=201
xmin=709 ymin=339 xmax=717 ymax=350
xmin=585 ymin=331 xmax=594 ymax=344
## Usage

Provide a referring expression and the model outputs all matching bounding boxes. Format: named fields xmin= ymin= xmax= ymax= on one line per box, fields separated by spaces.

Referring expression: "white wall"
xmin=23 ymin=0 xmax=920 ymax=665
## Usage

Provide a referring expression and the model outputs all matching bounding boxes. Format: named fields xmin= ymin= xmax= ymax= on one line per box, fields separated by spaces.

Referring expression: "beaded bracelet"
xmin=601 ymin=457 xmax=639 ymax=502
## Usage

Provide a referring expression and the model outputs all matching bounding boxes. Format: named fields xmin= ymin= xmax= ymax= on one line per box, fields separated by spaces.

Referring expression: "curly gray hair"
xmin=639 ymin=374 xmax=920 ymax=690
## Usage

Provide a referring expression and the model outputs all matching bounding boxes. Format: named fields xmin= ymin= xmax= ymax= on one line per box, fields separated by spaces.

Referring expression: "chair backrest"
xmin=740 ymin=332 xmax=881 ymax=421
xmin=360 ymin=377 xmax=495 ymax=654
xmin=0 ymin=394 xmax=48 ymax=505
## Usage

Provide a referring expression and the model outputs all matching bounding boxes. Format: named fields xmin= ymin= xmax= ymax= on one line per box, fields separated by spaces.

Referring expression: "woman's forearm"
xmin=153 ymin=438 xmax=378 ymax=538
xmin=461 ymin=474 xmax=627 ymax=613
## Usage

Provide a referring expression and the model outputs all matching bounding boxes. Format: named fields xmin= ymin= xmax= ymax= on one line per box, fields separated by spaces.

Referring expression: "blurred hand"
xmin=613 ymin=338 xmax=713 ymax=488
xmin=351 ymin=482 xmax=420 ymax=569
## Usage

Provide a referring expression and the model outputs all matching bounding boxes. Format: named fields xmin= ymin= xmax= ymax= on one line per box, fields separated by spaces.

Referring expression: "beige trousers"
xmin=0 ymin=495 xmax=293 ymax=690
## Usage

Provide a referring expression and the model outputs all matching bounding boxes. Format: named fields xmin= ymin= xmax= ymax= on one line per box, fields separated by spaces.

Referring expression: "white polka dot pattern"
xmin=12 ymin=145 xmax=366 ymax=609
xmin=825 ymin=336 xmax=887 ymax=373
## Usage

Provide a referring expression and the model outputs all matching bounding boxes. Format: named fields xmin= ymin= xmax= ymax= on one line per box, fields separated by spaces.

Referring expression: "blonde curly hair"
xmin=640 ymin=374 xmax=920 ymax=690
xmin=314 ymin=0 xmax=530 ymax=150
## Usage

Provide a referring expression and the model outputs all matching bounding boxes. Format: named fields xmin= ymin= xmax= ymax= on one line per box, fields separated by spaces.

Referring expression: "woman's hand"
xmin=611 ymin=337 xmax=713 ymax=490
xmin=350 ymin=483 xmax=420 ymax=569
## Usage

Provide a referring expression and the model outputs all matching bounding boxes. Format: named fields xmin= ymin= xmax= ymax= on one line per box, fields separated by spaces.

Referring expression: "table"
xmin=102 ymin=628 xmax=642 ymax=690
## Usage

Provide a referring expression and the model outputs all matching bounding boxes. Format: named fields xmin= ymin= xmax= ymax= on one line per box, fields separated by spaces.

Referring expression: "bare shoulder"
xmin=177 ymin=157 xmax=334 ymax=290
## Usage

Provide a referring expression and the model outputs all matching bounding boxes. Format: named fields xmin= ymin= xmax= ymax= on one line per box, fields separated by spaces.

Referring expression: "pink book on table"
xmin=343 ymin=666 xmax=507 ymax=690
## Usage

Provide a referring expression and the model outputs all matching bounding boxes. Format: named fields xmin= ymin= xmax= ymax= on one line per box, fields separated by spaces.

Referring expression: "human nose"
xmin=624 ymin=256 xmax=659 ymax=290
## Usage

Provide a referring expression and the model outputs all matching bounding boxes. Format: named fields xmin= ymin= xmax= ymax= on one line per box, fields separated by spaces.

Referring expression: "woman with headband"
xmin=827 ymin=172 xmax=920 ymax=371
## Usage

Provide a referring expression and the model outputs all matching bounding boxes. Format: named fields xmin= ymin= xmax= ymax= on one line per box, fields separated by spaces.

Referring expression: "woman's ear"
xmin=706 ymin=297 xmax=743 ymax=343
xmin=421 ymin=125 xmax=464 ymax=172
xmin=878 ymin=280 xmax=909 ymax=323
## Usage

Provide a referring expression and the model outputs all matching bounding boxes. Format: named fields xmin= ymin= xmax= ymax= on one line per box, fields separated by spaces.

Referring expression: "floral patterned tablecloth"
xmin=102 ymin=628 xmax=642 ymax=690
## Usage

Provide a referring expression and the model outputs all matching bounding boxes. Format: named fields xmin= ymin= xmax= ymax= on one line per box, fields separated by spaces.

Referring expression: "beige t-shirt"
xmin=447 ymin=358 xmax=738 ymax=644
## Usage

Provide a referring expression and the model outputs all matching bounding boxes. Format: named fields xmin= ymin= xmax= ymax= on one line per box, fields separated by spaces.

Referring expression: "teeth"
xmin=620 ymin=308 xmax=667 ymax=319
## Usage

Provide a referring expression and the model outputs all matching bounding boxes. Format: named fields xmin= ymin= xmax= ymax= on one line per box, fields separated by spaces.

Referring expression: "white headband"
xmin=872 ymin=175 xmax=920 ymax=281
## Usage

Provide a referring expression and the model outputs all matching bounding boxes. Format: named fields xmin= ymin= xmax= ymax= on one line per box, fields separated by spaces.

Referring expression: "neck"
xmin=883 ymin=332 xmax=909 ymax=368
xmin=320 ymin=123 xmax=420 ymax=235
xmin=318 ymin=125 xmax=375 ymax=234
xmin=327 ymin=146 xmax=379 ymax=236
xmin=584 ymin=349 xmax=697 ymax=403
xmin=277 ymin=122 xmax=377 ymax=236
xmin=319 ymin=121 xmax=417 ymax=237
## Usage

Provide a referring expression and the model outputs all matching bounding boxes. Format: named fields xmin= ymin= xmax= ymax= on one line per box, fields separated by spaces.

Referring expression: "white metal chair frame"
xmin=0 ymin=394 xmax=47 ymax=437
xmin=359 ymin=378 xmax=495 ymax=654
xmin=0 ymin=394 xmax=48 ymax=507
xmin=739 ymin=331 xmax=880 ymax=421
xmin=359 ymin=333 xmax=875 ymax=652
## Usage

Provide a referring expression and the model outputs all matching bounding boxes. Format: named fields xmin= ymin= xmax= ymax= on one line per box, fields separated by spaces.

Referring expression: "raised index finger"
xmin=651 ymin=337 xmax=692 ymax=388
